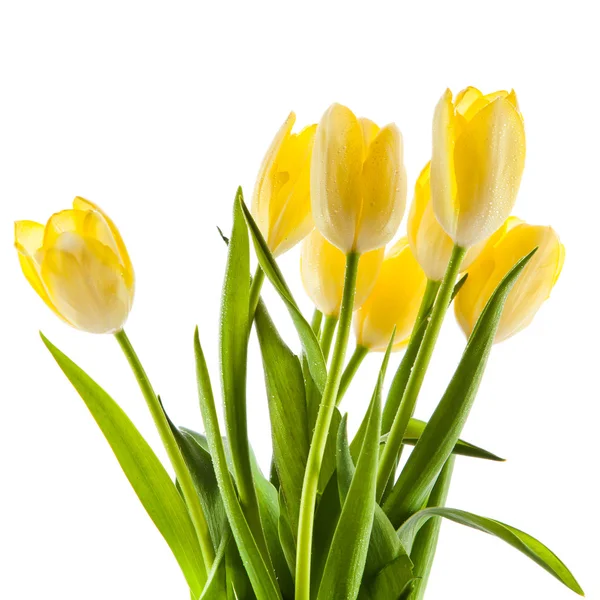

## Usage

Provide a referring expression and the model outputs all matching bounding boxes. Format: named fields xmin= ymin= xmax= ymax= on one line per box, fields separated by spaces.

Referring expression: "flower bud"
xmin=300 ymin=228 xmax=383 ymax=317
xmin=354 ymin=238 xmax=427 ymax=351
xmin=251 ymin=112 xmax=317 ymax=256
xmin=15 ymin=197 xmax=135 ymax=334
xmin=311 ymin=103 xmax=406 ymax=254
xmin=431 ymin=87 xmax=526 ymax=248
xmin=408 ymin=162 xmax=488 ymax=281
xmin=455 ymin=219 xmax=564 ymax=342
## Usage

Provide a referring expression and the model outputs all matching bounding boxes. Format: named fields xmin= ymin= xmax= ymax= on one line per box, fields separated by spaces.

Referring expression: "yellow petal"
xmin=40 ymin=232 xmax=132 ymax=334
xmin=431 ymin=89 xmax=459 ymax=242
xmin=453 ymin=97 xmax=526 ymax=247
xmin=355 ymin=124 xmax=406 ymax=253
xmin=251 ymin=112 xmax=296 ymax=241
xmin=355 ymin=238 xmax=427 ymax=351
xmin=43 ymin=209 xmax=88 ymax=248
xmin=266 ymin=124 xmax=317 ymax=256
xmin=73 ymin=197 xmax=135 ymax=289
xmin=359 ymin=117 xmax=380 ymax=148
xmin=311 ymin=103 xmax=365 ymax=253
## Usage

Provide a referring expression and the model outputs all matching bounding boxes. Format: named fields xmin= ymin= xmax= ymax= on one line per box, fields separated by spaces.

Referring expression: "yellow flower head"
xmin=455 ymin=218 xmax=564 ymax=343
xmin=408 ymin=162 xmax=491 ymax=281
xmin=300 ymin=228 xmax=384 ymax=317
xmin=252 ymin=112 xmax=317 ymax=256
xmin=311 ymin=103 xmax=407 ymax=254
xmin=354 ymin=238 xmax=427 ymax=351
xmin=431 ymin=87 xmax=526 ymax=249
xmin=15 ymin=197 xmax=135 ymax=334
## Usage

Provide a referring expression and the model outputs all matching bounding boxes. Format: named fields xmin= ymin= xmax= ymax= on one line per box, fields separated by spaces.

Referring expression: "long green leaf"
xmin=316 ymin=342 xmax=386 ymax=600
xmin=254 ymin=301 xmax=310 ymax=537
xmin=41 ymin=334 xmax=206 ymax=597
xmin=397 ymin=507 xmax=584 ymax=596
xmin=194 ymin=327 xmax=282 ymax=600
xmin=200 ymin=530 xmax=230 ymax=599
xmin=384 ymin=250 xmax=536 ymax=526
xmin=240 ymin=199 xmax=326 ymax=393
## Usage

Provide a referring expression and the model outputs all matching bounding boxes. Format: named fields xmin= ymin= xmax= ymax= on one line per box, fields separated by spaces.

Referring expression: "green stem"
xmin=114 ymin=329 xmax=215 ymax=570
xmin=381 ymin=278 xmax=441 ymax=436
xmin=319 ymin=314 xmax=338 ymax=361
xmin=376 ymin=246 xmax=466 ymax=501
xmin=249 ymin=265 xmax=265 ymax=319
xmin=337 ymin=345 xmax=369 ymax=404
xmin=408 ymin=457 xmax=455 ymax=600
xmin=295 ymin=252 xmax=360 ymax=600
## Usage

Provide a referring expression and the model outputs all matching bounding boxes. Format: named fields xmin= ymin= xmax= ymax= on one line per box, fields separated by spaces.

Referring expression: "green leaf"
xmin=194 ymin=327 xmax=282 ymax=600
xmin=360 ymin=553 xmax=415 ymax=600
xmin=397 ymin=508 xmax=584 ymax=596
xmin=383 ymin=250 xmax=537 ymax=527
xmin=41 ymin=334 xmax=206 ymax=597
xmin=254 ymin=301 xmax=310 ymax=537
xmin=200 ymin=530 xmax=230 ymax=600
xmin=402 ymin=418 xmax=504 ymax=461
xmin=316 ymin=341 xmax=386 ymax=600
xmin=278 ymin=490 xmax=297 ymax=580
xmin=240 ymin=198 xmax=327 ymax=393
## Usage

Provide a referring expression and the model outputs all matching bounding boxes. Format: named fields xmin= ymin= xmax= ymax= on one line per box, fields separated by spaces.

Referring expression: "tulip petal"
xmin=453 ymin=97 xmax=526 ymax=247
xmin=356 ymin=124 xmax=406 ymax=253
xmin=431 ymin=89 xmax=459 ymax=242
xmin=359 ymin=118 xmax=380 ymax=148
xmin=43 ymin=209 xmax=88 ymax=248
xmin=251 ymin=112 xmax=296 ymax=242
xmin=73 ymin=197 xmax=135 ymax=289
xmin=311 ymin=103 xmax=365 ymax=253
xmin=267 ymin=124 xmax=317 ymax=256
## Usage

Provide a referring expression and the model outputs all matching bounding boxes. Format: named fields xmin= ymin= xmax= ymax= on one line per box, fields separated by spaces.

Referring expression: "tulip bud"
xmin=251 ymin=112 xmax=317 ymax=256
xmin=311 ymin=103 xmax=406 ymax=254
xmin=354 ymin=238 xmax=427 ymax=351
xmin=15 ymin=197 xmax=135 ymax=334
xmin=408 ymin=162 xmax=488 ymax=281
xmin=300 ymin=228 xmax=384 ymax=317
xmin=431 ymin=87 xmax=526 ymax=249
xmin=455 ymin=220 xmax=564 ymax=342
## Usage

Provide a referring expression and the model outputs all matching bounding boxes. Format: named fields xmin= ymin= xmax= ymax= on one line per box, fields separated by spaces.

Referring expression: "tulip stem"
xmin=311 ymin=309 xmax=323 ymax=336
xmin=337 ymin=345 xmax=369 ymax=404
xmin=376 ymin=245 xmax=466 ymax=502
xmin=295 ymin=251 xmax=360 ymax=600
xmin=249 ymin=265 xmax=265 ymax=318
xmin=114 ymin=329 xmax=215 ymax=571
xmin=319 ymin=314 xmax=338 ymax=361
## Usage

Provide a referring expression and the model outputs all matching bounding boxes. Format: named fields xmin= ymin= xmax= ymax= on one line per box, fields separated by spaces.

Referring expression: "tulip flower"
xmin=354 ymin=238 xmax=428 ymax=351
xmin=408 ymin=162 xmax=487 ymax=281
xmin=300 ymin=228 xmax=384 ymax=317
xmin=431 ymin=87 xmax=526 ymax=249
xmin=311 ymin=103 xmax=406 ymax=254
xmin=455 ymin=219 xmax=565 ymax=342
xmin=251 ymin=112 xmax=317 ymax=256
xmin=14 ymin=197 xmax=134 ymax=334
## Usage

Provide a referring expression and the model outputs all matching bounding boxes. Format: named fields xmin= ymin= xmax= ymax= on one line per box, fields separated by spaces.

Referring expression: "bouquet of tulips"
xmin=15 ymin=88 xmax=581 ymax=599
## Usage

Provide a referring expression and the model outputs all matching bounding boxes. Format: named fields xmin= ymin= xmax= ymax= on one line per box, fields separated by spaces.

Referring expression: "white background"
xmin=0 ymin=1 xmax=598 ymax=598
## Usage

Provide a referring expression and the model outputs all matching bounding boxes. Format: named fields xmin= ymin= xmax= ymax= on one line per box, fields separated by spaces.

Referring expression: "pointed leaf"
xmin=41 ymin=334 xmax=206 ymax=597
xmin=240 ymin=198 xmax=326 ymax=392
xmin=384 ymin=250 xmax=537 ymax=526
xmin=397 ymin=508 xmax=584 ymax=596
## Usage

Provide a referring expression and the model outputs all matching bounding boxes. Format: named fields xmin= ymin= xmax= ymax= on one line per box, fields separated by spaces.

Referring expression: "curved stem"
xmin=319 ymin=314 xmax=338 ymax=361
xmin=295 ymin=252 xmax=360 ymax=600
xmin=376 ymin=245 xmax=466 ymax=501
xmin=115 ymin=329 xmax=215 ymax=570
xmin=249 ymin=265 xmax=265 ymax=319
xmin=337 ymin=345 xmax=369 ymax=404
xmin=311 ymin=309 xmax=323 ymax=336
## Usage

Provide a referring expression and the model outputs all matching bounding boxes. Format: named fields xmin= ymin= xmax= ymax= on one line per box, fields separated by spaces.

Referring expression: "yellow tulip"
xmin=354 ymin=238 xmax=428 ymax=351
xmin=311 ymin=103 xmax=406 ymax=254
xmin=14 ymin=197 xmax=135 ymax=334
xmin=431 ymin=87 xmax=526 ymax=249
xmin=455 ymin=219 xmax=564 ymax=342
xmin=251 ymin=112 xmax=317 ymax=256
xmin=300 ymin=228 xmax=384 ymax=317
xmin=408 ymin=162 xmax=489 ymax=281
